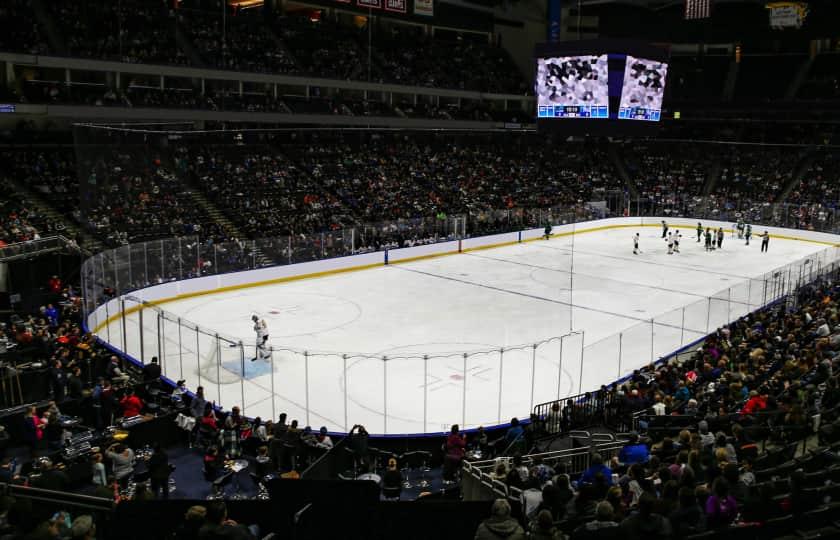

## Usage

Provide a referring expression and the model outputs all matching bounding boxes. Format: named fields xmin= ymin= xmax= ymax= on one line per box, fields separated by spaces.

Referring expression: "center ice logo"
xmin=266 ymin=305 xmax=302 ymax=315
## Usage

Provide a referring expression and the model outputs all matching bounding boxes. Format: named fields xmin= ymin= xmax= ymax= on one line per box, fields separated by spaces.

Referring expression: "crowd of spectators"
xmin=77 ymin=148 xmax=225 ymax=247
xmin=0 ymin=3 xmax=527 ymax=95
xmin=0 ymin=0 xmax=49 ymax=55
xmin=622 ymin=142 xmax=710 ymax=215
xmin=276 ymin=16 xmax=366 ymax=81
xmin=179 ymin=8 xmax=297 ymax=75
xmin=47 ymin=0 xmax=186 ymax=65
xmin=4 ymin=134 xmax=838 ymax=254
xmin=473 ymin=275 xmax=840 ymax=539
xmin=372 ymin=27 xmax=525 ymax=93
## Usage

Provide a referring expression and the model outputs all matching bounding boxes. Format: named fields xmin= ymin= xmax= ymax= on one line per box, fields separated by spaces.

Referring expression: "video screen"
xmin=536 ymin=55 xmax=609 ymax=119
xmin=618 ymin=56 xmax=668 ymax=121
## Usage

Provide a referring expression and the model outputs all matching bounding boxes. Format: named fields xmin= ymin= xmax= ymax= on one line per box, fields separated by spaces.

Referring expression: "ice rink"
xmin=99 ymin=226 xmax=833 ymax=434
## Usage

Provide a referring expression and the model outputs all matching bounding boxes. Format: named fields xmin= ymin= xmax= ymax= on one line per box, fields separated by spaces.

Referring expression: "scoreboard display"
xmin=536 ymin=55 xmax=609 ymax=119
xmin=534 ymin=40 xmax=669 ymax=133
xmin=618 ymin=56 xmax=668 ymax=122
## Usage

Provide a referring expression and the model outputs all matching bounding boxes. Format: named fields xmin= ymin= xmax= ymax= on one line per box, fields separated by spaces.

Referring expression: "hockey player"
xmin=544 ymin=222 xmax=552 ymax=240
xmin=737 ymin=219 xmax=745 ymax=239
xmin=696 ymin=222 xmax=703 ymax=242
xmin=745 ymin=224 xmax=752 ymax=246
xmin=661 ymin=220 xmax=669 ymax=239
xmin=250 ymin=315 xmax=271 ymax=362
xmin=633 ymin=233 xmax=640 ymax=255
xmin=704 ymin=228 xmax=713 ymax=252
xmin=717 ymin=227 xmax=724 ymax=250
xmin=673 ymin=230 xmax=681 ymax=253
xmin=761 ymin=230 xmax=770 ymax=252
xmin=667 ymin=232 xmax=674 ymax=255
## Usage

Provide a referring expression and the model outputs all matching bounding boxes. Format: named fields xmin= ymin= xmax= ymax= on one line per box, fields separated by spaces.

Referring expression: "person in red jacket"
xmin=740 ymin=390 xmax=767 ymax=416
xmin=119 ymin=389 xmax=144 ymax=418
xmin=48 ymin=275 xmax=62 ymax=295
xmin=444 ymin=424 xmax=466 ymax=481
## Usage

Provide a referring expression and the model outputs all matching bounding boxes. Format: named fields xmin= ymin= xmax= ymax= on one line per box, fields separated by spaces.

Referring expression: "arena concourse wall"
xmin=87 ymin=217 xmax=840 ymax=334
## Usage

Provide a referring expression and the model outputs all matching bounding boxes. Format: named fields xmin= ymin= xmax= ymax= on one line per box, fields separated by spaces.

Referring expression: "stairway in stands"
xmin=5 ymin=176 xmax=102 ymax=255
xmin=776 ymin=149 xmax=818 ymax=203
xmin=179 ymin=182 xmax=273 ymax=268
xmin=606 ymin=142 xmax=639 ymax=200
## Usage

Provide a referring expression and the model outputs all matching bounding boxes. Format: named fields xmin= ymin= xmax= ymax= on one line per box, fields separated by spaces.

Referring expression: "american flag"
xmin=685 ymin=0 xmax=711 ymax=19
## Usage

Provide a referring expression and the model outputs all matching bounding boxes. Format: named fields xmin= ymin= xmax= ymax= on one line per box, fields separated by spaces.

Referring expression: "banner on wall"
xmin=414 ymin=0 xmax=433 ymax=16
xmin=357 ymin=0 xmax=382 ymax=8
xmin=385 ymin=0 xmax=407 ymax=12
xmin=546 ymin=0 xmax=561 ymax=43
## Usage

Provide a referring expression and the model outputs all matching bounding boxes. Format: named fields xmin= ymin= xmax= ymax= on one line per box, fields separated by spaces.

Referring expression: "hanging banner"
xmin=385 ymin=0 xmax=407 ymax=12
xmin=358 ymin=0 xmax=382 ymax=8
xmin=766 ymin=1 xmax=808 ymax=29
xmin=414 ymin=0 xmax=434 ymax=16
xmin=546 ymin=0 xmax=561 ymax=43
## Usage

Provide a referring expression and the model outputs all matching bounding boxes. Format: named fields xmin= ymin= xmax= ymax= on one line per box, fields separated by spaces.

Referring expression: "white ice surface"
xmin=101 ymin=227 xmax=830 ymax=434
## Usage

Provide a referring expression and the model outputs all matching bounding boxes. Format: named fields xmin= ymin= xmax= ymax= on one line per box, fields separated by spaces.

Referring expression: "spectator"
xmin=315 ymin=426 xmax=333 ymax=449
xmin=579 ymin=453 xmax=612 ymax=486
xmin=148 ymin=443 xmax=172 ymax=500
xmin=619 ymin=492 xmax=671 ymax=540
xmin=91 ymin=453 xmax=107 ymax=486
xmin=198 ymin=501 xmax=256 ymax=540
xmin=705 ymin=477 xmax=738 ymax=529
xmin=119 ymin=388 xmax=143 ymax=418
xmin=444 ymin=424 xmax=466 ymax=480
xmin=190 ymin=386 xmax=208 ymax=418
xmin=528 ymin=509 xmax=566 ymax=540
xmin=105 ymin=443 xmax=135 ymax=489
xmin=474 ymin=499 xmax=525 ymax=540
xmin=669 ymin=486 xmax=706 ymax=538
xmin=70 ymin=515 xmax=96 ymax=540
xmin=618 ymin=433 xmax=649 ymax=465
xmin=572 ymin=500 xmax=620 ymax=540
xmin=174 ymin=505 xmax=207 ymax=540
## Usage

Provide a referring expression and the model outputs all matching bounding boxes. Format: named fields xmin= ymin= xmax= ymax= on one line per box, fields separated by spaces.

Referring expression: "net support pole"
xmin=138 ymin=305 xmax=145 ymax=364
xmin=343 ymin=354 xmax=349 ymax=432
xmin=104 ymin=300 xmax=110 ymax=343
xmin=120 ymin=298 xmax=127 ymax=355
xmin=215 ymin=334 xmax=222 ymax=405
xmin=269 ymin=348 xmax=276 ymax=422
xmin=557 ymin=336 xmax=564 ymax=400
xmin=705 ymin=298 xmax=711 ymax=333
xmin=461 ymin=353 xmax=467 ymax=428
xmin=195 ymin=326 xmax=201 ymax=388
xmin=617 ymin=332 xmax=623 ymax=380
xmin=383 ymin=356 xmax=388 ymax=434
xmin=497 ymin=348 xmax=504 ymax=425
xmin=529 ymin=344 xmax=537 ymax=412
xmin=424 ymin=355 xmax=429 ymax=433
xmin=727 ymin=287 xmax=732 ymax=324
xmin=156 ymin=310 xmax=162 ymax=365
xmin=178 ymin=318 xmax=184 ymax=381
xmin=239 ymin=341 xmax=246 ymax=416
xmin=747 ymin=279 xmax=752 ymax=311
xmin=304 ymin=351 xmax=310 ymax=428
xmin=650 ymin=318 xmax=655 ymax=364
xmin=578 ymin=332 xmax=585 ymax=395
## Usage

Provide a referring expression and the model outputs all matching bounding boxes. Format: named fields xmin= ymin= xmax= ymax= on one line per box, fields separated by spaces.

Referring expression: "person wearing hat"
xmin=315 ymin=427 xmax=333 ymax=449
xmin=172 ymin=380 xmax=188 ymax=403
